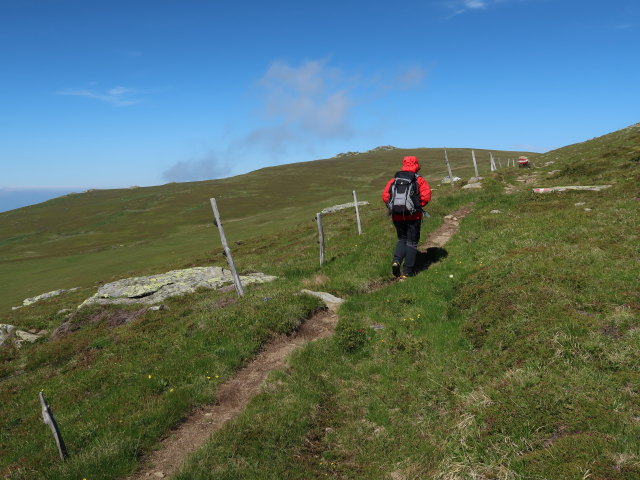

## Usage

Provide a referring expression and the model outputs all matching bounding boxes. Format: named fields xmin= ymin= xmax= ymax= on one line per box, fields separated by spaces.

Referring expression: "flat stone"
xmin=300 ymin=289 xmax=344 ymax=313
xmin=78 ymin=267 xmax=276 ymax=308
xmin=22 ymin=287 xmax=78 ymax=307
xmin=490 ymin=210 xmax=502 ymax=214
xmin=320 ymin=201 xmax=369 ymax=215
xmin=462 ymin=182 xmax=482 ymax=189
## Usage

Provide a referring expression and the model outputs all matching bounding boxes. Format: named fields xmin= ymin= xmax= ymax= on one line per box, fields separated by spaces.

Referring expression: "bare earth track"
xmin=129 ymin=309 xmax=338 ymax=479
xmin=128 ymin=204 xmax=473 ymax=479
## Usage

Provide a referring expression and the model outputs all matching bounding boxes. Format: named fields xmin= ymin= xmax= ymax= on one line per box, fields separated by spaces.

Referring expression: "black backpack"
xmin=387 ymin=171 xmax=420 ymax=215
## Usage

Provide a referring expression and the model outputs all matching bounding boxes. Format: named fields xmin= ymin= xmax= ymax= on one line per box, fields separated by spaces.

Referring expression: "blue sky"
xmin=1 ymin=0 xmax=638 ymax=211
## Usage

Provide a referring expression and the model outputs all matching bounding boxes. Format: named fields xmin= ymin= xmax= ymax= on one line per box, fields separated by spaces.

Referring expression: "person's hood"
xmin=401 ymin=156 xmax=421 ymax=173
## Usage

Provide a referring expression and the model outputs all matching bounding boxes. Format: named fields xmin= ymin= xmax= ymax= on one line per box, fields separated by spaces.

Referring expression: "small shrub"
xmin=334 ymin=319 xmax=369 ymax=353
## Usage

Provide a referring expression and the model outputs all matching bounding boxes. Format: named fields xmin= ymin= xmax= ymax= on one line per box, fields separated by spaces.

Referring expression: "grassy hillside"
xmin=0 ymin=147 xmax=532 ymax=311
xmin=0 ymin=124 xmax=637 ymax=479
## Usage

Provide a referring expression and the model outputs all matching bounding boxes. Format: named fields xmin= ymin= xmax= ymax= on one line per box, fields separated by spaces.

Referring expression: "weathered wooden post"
xmin=316 ymin=212 xmax=325 ymax=265
xmin=210 ymin=198 xmax=244 ymax=297
xmin=444 ymin=149 xmax=454 ymax=189
xmin=39 ymin=392 xmax=68 ymax=461
xmin=498 ymin=157 xmax=503 ymax=169
xmin=490 ymin=152 xmax=497 ymax=172
xmin=471 ymin=149 xmax=479 ymax=178
xmin=352 ymin=190 xmax=362 ymax=235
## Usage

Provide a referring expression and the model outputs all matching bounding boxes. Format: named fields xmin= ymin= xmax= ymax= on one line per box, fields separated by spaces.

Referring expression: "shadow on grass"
xmin=415 ymin=247 xmax=448 ymax=274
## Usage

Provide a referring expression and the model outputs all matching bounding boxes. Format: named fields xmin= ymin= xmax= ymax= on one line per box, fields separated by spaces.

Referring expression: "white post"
xmin=316 ymin=213 xmax=325 ymax=265
xmin=490 ymin=152 xmax=496 ymax=172
xmin=210 ymin=198 xmax=244 ymax=297
xmin=472 ymin=150 xmax=479 ymax=178
xmin=352 ymin=190 xmax=362 ymax=235
xmin=498 ymin=157 xmax=503 ymax=169
xmin=444 ymin=149 xmax=454 ymax=188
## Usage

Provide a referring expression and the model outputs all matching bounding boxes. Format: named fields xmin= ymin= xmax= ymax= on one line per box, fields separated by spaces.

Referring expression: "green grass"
xmin=0 ymin=147 xmax=533 ymax=311
xmin=1 ymin=124 xmax=638 ymax=479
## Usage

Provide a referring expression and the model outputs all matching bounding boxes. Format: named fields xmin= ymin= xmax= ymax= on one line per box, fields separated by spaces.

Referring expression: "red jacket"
xmin=382 ymin=156 xmax=432 ymax=221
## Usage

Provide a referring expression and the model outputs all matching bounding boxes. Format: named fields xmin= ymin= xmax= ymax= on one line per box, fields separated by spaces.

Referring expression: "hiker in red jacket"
xmin=382 ymin=156 xmax=432 ymax=279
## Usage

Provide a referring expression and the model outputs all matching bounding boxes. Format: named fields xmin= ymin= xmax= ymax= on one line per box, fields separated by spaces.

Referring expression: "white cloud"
xmin=396 ymin=66 xmax=427 ymax=90
xmin=56 ymin=86 xmax=143 ymax=106
xmin=162 ymin=151 xmax=232 ymax=182
xmin=160 ymin=58 xmax=429 ymax=182
xmin=446 ymin=0 xmax=531 ymax=16
xmin=238 ymin=59 xmax=355 ymax=154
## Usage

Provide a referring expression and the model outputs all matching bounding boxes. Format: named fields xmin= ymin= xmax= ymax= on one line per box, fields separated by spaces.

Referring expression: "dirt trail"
xmin=128 ymin=204 xmax=473 ymax=479
xmin=128 ymin=309 xmax=337 ymax=479
xmin=422 ymin=204 xmax=473 ymax=249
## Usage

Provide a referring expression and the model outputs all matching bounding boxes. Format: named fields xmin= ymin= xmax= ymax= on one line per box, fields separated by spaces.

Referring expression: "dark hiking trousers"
xmin=392 ymin=219 xmax=421 ymax=275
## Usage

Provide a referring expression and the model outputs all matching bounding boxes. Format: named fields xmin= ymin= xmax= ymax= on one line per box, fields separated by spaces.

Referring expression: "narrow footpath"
xmin=128 ymin=204 xmax=473 ymax=479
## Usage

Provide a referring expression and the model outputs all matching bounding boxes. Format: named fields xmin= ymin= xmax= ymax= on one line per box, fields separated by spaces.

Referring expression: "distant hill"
xmin=0 ymin=147 xmax=532 ymax=310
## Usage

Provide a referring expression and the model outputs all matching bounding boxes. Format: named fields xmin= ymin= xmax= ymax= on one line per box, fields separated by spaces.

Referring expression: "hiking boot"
xmin=391 ymin=262 xmax=401 ymax=277
xmin=398 ymin=274 xmax=409 ymax=281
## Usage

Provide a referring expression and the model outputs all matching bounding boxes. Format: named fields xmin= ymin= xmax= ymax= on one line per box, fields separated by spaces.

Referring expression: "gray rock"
xmin=1 ymin=324 xmax=47 ymax=348
xmin=490 ymin=210 xmax=502 ymax=214
xmin=15 ymin=330 xmax=42 ymax=344
xmin=320 ymin=201 xmax=369 ymax=215
xmin=468 ymin=176 xmax=484 ymax=183
xmin=0 ymin=324 xmax=16 ymax=346
xmin=21 ymin=287 xmax=79 ymax=307
xmin=300 ymin=289 xmax=344 ymax=313
xmin=441 ymin=176 xmax=462 ymax=184
xmin=79 ymin=267 xmax=276 ymax=308
xmin=462 ymin=182 xmax=482 ymax=189
xmin=575 ymin=202 xmax=586 ymax=206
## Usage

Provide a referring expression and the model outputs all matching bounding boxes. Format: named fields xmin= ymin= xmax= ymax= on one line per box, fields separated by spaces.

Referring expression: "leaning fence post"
xmin=498 ymin=157 xmax=503 ymax=169
xmin=490 ymin=152 xmax=496 ymax=172
xmin=444 ymin=149 xmax=454 ymax=189
xmin=316 ymin=212 xmax=325 ymax=266
xmin=210 ymin=198 xmax=244 ymax=297
xmin=39 ymin=392 xmax=68 ymax=461
xmin=471 ymin=150 xmax=479 ymax=178
xmin=352 ymin=190 xmax=362 ymax=235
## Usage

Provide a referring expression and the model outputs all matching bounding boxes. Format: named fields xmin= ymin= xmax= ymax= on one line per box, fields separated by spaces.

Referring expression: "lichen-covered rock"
xmin=20 ymin=288 xmax=79 ymax=307
xmin=79 ymin=267 xmax=276 ymax=308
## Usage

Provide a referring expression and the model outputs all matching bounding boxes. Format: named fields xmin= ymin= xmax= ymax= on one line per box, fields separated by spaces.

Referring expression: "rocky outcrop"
xmin=335 ymin=145 xmax=397 ymax=158
xmin=1 ymin=324 xmax=48 ymax=348
xmin=79 ymin=267 xmax=276 ymax=308
xmin=12 ymin=288 xmax=79 ymax=310
xmin=441 ymin=176 xmax=461 ymax=184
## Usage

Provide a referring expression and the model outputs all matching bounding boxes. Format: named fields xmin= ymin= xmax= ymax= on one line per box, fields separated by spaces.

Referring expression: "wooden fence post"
xmin=444 ymin=149 xmax=454 ymax=189
xmin=316 ymin=213 xmax=325 ymax=265
xmin=210 ymin=198 xmax=244 ymax=297
xmin=490 ymin=152 xmax=496 ymax=172
xmin=498 ymin=157 xmax=503 ymax=169
xmin=471 ymin=149 xmax=479 ymax=178
xmin=352 ymin=190 xmax=362 ymax=235
xmin=39 ymin=392 xmax=68 ymax=461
